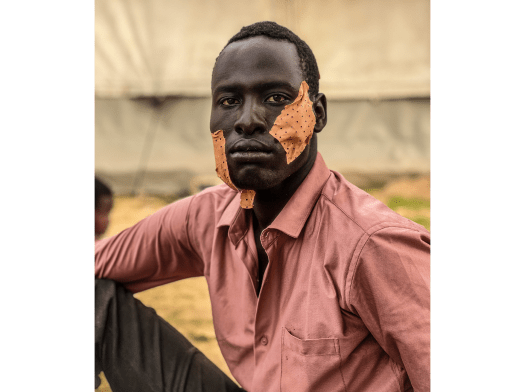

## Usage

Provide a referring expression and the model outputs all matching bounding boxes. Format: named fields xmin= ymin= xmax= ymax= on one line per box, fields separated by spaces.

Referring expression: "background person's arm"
xmin=95 ymin=195 xmax=205 ymax=293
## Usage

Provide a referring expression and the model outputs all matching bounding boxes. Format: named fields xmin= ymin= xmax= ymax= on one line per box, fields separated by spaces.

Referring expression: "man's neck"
xmin=252 ymin=147 xmax=317 ymax=231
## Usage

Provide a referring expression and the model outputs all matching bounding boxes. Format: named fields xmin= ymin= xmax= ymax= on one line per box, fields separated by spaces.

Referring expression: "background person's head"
xmin=95 ymin=177 xmax=113 ymax=239
xmin=211 ymin=21 xmax=327 ymax=195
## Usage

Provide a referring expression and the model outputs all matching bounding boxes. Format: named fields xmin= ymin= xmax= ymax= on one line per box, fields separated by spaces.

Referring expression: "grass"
xmin=387 ymin=196 xmax=430 ymax=211
xmin=96 ymin=175 xmax=429 ymax=390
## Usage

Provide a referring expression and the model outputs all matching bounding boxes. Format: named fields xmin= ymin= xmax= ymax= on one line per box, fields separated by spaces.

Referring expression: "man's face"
xmin=210 ymin=36 xmax=316 ymax=192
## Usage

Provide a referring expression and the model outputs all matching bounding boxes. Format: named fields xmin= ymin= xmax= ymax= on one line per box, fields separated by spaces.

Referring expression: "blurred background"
xmin=95 ymin=0 xmax=430 ymax=195
xmin=95 ymin=0 xmax=429 ymax=390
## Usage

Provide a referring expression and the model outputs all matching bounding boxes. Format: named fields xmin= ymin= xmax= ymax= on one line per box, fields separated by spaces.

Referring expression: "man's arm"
xmin=95 ymin=195 xmax=205 ymax=293
xmin=347 ymin=226 xmax=430 ymax=392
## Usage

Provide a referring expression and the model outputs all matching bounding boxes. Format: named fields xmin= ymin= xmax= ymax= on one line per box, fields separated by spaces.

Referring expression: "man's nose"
xmin=234 ymin=98 xmax=266 ymax=135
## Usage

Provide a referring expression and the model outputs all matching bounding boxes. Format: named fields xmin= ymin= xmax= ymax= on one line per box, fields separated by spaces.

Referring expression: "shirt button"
xmin=261 ymin=335 xmax=268 ymax=346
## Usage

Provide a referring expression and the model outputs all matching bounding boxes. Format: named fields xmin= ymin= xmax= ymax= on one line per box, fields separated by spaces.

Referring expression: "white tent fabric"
xmin=95 ymin=97 xmax=429 ymax=194
xmin=95 ymin=0 xmax=430 ymax=194
xmin=95 ymin=0 xmax=430 ymax=99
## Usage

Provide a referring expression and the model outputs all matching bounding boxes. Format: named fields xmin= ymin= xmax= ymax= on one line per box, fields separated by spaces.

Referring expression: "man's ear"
xmin=311 ymin=93 xmax=327 ymax=133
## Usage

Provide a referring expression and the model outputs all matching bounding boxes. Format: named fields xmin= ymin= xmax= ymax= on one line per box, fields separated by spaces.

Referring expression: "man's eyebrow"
xmin=213 ymin=81 xmax=297 ymax=95
xmin=257 ymin=81 xmax=297 ymax=90
xmin=212 ymin=83 xmax=243 ymax=95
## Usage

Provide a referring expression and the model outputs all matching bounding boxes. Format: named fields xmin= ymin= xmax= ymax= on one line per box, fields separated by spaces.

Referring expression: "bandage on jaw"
xmin=212 ymin=130 xmax=256 ymax=209
xmin=211 ymin=81 xmax=315 ymax=209
xmin=270 ymin=81 xmax=316 ymax=164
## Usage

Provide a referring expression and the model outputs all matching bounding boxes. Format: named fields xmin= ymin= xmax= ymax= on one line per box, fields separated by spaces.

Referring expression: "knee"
xmin=95 ymin=279 xmax=119 ymax=322
xmin=95 ymin=278 xmax=136 ymax=316
xmin=95 ymin=279 xmax=121 ymax=343
xmin=95 ymin=278 xmax=118 ymax=294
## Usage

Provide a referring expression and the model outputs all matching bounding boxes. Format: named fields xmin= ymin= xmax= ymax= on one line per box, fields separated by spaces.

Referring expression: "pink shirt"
xmin=95 ymin=153 xmax=430 ymax=392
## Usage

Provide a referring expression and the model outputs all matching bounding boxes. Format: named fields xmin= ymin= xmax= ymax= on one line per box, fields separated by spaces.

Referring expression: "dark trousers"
xmin=95 ymin=279 xmax=246 ymax=392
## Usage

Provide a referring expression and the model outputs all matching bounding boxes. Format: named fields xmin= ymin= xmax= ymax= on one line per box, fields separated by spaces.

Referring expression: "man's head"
xmin=222 ymin=21 xmax=321 ymax=97
xmin=95 ymin=177 xmax=113 ymax=239
xmin=210 ymin=22 xmax=327 ymax=199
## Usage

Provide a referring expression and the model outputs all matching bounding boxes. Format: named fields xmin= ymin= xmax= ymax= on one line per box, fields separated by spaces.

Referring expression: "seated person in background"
xmin=95 ymin=21 xmax=430 ymax=392
xmin=95 ymin=177 xmax=113 ymax=240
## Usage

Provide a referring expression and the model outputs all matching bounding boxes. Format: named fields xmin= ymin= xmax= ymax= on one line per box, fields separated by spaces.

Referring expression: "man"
xmin=95 ymin=21 xmax=430 ymax=392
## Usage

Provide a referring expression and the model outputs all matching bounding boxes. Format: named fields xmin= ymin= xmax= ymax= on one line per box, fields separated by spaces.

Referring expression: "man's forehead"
xmin=221 ymin=35 xmax=296 ymax=55
xmin=212 ymin=36 xmax=302 ymax=87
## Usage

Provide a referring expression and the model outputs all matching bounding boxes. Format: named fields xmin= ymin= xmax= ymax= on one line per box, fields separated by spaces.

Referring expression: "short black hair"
xmin=218 ymin=21 xmax=320 ymax=96
xmin=95 ymin=177 xmax=112 ymax=209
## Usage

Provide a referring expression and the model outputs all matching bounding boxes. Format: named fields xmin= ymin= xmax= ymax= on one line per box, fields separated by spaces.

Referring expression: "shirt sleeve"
xmin=347 ymin=226 xmax=430 ymax=392
xmin=95 ymin=195 xmax=205 ymax=293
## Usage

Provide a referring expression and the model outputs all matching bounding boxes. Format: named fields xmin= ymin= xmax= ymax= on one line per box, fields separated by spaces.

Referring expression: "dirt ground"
xmin=95 ymin=175 xmax=430 ymax=391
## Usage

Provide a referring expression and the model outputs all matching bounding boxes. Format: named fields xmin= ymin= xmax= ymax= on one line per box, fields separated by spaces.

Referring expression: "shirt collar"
xmin=217 ymin=191 xmax=243 ymax=228
xmin=217 ymin=152 xmax=331 ymax=242
xmin=269 ymin=152 xmax=330 ymax=238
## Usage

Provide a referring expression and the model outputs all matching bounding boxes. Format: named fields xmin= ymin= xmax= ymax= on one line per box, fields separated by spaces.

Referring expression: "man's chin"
xmin=230 ymin=175 xmax=276 ymax=192
xmin=231 ymin=179 xmax=262 ymax=191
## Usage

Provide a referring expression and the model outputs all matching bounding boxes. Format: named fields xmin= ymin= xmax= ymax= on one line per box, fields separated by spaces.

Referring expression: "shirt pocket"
xmin=280 ymin=327 xmax=346 ymax=392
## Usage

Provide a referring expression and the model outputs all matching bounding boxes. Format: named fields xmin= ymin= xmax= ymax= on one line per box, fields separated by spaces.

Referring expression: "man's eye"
xmin=266 ymin=95 xmax=286 ymax=103
xmin=220 ymin=98 xmax=239 ymax=106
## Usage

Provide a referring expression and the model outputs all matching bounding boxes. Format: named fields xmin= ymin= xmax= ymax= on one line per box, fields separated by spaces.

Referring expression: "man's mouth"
xmin=230 ymin=139 xmax=272 ymax=153
xmin=229 ymin=139 xmax=273 ymax=161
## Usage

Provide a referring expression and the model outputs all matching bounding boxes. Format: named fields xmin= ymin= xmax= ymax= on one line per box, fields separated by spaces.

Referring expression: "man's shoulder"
xmin=319 ymin=170 xmax=427 ymax=235
xmin=181 ymin=183 xmax=239 ymax=222
xmin=193 ymin=182 xmax=237 ymax=199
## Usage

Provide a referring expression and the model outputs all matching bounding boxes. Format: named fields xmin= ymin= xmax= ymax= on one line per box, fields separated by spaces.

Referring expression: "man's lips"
xmin=229 ymin=139 xmax=272 ymax=153
xmin=229 ymin=139 xmax=274 ymax=161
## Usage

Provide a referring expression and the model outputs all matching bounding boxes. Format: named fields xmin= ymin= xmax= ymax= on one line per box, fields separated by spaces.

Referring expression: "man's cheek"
xmin=269 ymin=81 xmax=316 ymax=164
xmin=211 ymin=129 xmax=256 ymax=209
xmin=211 ymin=130 xmax=235 ymax=190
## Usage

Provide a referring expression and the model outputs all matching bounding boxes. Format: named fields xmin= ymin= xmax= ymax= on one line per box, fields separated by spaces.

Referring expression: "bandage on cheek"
xmin=270 ymin=81 xmax=316 ymax=164
xmin=212 ymin=130 xmax=256 ymax=209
